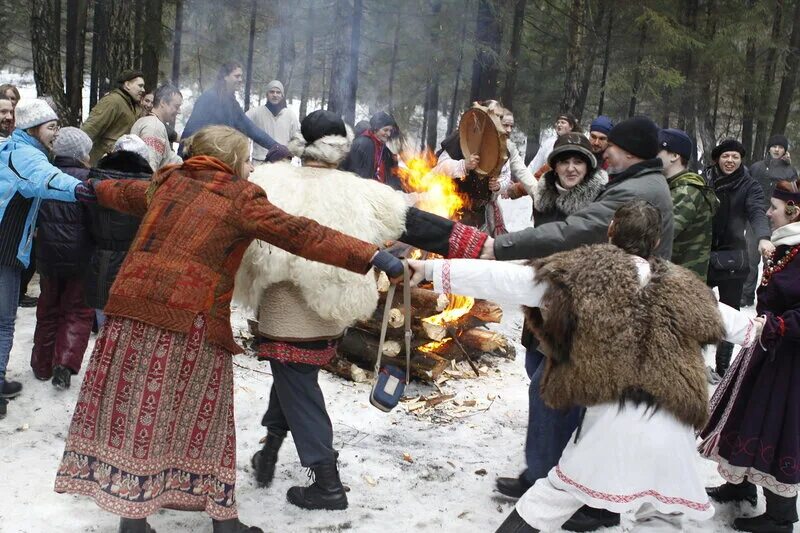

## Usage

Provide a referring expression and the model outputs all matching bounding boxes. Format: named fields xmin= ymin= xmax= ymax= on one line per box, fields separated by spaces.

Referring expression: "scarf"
xmin=771 ymin=221 xmax=800 ymax=247
xmin=364 ymin=130 xmax=388 ymax=183
xmin=146 ymin=156 xmax=235 ymax=204
xmin=266 ymin=100 xmax=287 ymax=117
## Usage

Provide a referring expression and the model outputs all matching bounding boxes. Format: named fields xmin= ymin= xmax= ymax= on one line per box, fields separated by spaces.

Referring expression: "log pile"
xmin=325 ymin=274 xmax=514 ymax=383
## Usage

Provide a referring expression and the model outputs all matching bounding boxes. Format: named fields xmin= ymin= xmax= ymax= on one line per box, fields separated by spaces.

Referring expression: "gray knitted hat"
xmin=15 ymin=99 xmax=58 ymax=130
xmin=53 ymin=127 xmax=92 ymax=161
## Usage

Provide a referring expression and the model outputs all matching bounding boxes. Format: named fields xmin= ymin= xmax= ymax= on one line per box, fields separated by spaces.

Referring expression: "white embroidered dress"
xmin=428 ymin=257 xmax=758 ymax=530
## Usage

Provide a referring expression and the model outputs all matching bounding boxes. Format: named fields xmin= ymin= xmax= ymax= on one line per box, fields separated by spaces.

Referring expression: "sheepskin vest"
xmin=234 ymin=162 xmax=408 ymax=341
xmin=525 ymin=244 xmax=724 ymax=428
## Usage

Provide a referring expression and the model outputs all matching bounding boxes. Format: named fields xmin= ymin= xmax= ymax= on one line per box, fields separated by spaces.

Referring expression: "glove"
xmin=370 ymin=250 xmax=404 ymax=279
xmin=74 ymin=179 xmax=97 ymax=203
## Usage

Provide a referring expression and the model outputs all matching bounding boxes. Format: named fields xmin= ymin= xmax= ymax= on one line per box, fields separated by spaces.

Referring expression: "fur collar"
xmin=526 ymin=244 xmax=723 ymax=428
xmin=288 ymin=134 xmax=351 ymax=166
xmin=234 ymin=162 xmax=408 ymax=328
xmin=534 ymin=170 xmax=606 ymax=216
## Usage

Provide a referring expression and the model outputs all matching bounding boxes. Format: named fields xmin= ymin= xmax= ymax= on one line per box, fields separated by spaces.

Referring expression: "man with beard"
xmin=246 ymin=80 xmax=300 ymax=163
xmin=588 ymin=115 xmax=612 ymax=171
xmin=131 ymin=83 xmax=184 ymax=170
xmin=0 ymin=96 xmax=14 ymax=143
xmin=81 ymin=70 xmax=146 ymax=163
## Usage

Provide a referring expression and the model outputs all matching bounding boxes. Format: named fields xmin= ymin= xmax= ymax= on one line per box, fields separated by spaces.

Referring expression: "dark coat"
xmin=84 ymin=151 xmax=152 ymax=310
xmin=702 ymin=240 xmax=800 ymax=485
xmin=706 ymin=164 xmax=771 ymax=254
xmin=181 ymin=88 xmax=277 ymax=151
xmin=494 ymin=159 xmax=675 ymax=261
xmin=35 ymin=157 xmax=93 ymax=277
xmin=749 ymin=156 xmax=798 ymax=208
xmin=340 ymin=134 xmax=402 ymax=191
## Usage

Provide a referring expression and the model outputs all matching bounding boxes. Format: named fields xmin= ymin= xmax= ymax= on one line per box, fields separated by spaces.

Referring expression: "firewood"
xmin=336 ymin=330 xmax=449 ymax=381
xmin=468 ymin=300 xmax=503 ymax=323
xmin=458 ymin=328 xmax=508 ymax=353
xmin=378 ymin=286 xmax=449 ymax=316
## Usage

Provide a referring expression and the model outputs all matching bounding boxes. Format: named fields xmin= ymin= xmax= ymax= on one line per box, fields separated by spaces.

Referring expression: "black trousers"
xmin=261 ymin=360 xmax=336 ymax=468
xmin=19 ymin=245 xmax=35 ymax=298
xmin=742 ymin=225 xmax=761 ymax=304
xmin=708 ymin=275 xmax=746 ymax=372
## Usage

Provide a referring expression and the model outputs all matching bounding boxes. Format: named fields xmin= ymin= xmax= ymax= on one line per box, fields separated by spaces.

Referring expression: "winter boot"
xmin=0 ymin=398 xmax=7 ymax=419
xmin=286 ymin=462 xmax=348 ymax=510
xmin=118 ymin=518 xmax=155 ymax=533
xmin=0 ymin=380 xmax=22 ymax=399
xmin=733 ymin=491 xmax=797 ymax=532
xmin=52 ymin=365 xmax=71 ymax=390
xmin=496 ymin=473 xmax=533 ymax=499
xmin=715 ymin=342 xmax=735 ymax=377
xmin=562 ymin=505 xmax=620 ymax=532
xmin=495 ymin=509 xmax=539 ymax=532
xmin=707 ymin=481 xmax=758 ymax=507
xmin=211 ymin=518 xmax=264 ymax=533
xmin=250 ymin=432 xmax=284 ymax=487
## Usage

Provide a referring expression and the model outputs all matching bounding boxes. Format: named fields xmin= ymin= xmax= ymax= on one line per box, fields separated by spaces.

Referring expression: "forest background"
xmin=7 ymin=0 xmax=800 ymax=165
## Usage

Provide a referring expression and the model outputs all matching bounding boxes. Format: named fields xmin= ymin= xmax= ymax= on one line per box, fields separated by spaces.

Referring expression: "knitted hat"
xmin=14 ymin=99 xmax=58 ymax=130
xmin=547 ymin=133 xmax=597 ymax=171
xmin=767 ymin=134 xmax=789 ymax=151
xmin=589 ymin=115 xmax=613 ymax=136
xmin=607 ymin=116 xmax=660 ymax=160
xmin=113 ymin=134 xmax=151 ymax=163
xmin=711 ymin=139 xmax=746 ymax=161
xmin=370 ymin=111 xmax=397 ymax=131
xmin=266 ymin=80 xmax=284 ymax=93
xmin=301 ymin=109 xmax=347 ymax=145
xmin=53 ymin=127 xmax=92 ymax=161
xmin=658 ymin=128 xmax=693 ymax=161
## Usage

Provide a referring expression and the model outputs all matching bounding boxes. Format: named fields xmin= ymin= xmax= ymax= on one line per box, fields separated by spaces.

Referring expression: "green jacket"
xmin=81 ymin=88 xmax=139 ymax=164
xmin=668 ymin=170 xmax=718 ymax=280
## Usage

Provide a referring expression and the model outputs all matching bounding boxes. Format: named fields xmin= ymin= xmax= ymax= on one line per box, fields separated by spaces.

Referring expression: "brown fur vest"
xmin=525 ymin=244 xmax=724 ymax=428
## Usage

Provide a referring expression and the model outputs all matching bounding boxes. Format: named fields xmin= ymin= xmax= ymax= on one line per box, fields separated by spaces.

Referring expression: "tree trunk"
xmin=771 ymin=0 xmax=800 ymax=135
xmin=469 ymin=0 xmax=502 ymax=102
xmin=141 ymin=0 xmax=164 ymax=90
xmin=344 ymin=0 xmax=363 ymax=124
xmin=65 ymin=0 xmax=89 ymax=125
xmin=447 ymin=9 xmax=468 ymax=134
xmin=327 ymin=0 xmax=349 ymax=116
xmin=741 ymin=3 xmax=758 ymax=161
xmin=501 ymin=0 xmax=526 ymax=111
xmin=133 ymin=0 xmax=144 ymax=70
xmin=299 ymin=2 xmax=315 ymax=120
xmin=30 ymin=0 xmax=69 ymax=116
xmin=560 ymin=0 xmax=586 ymax=116
xmin=424 ymin=0 xmax=443 ymax=150
xmin=596 ymin=2 xmax=613 ymax=116
xmin=102 ymin=0 xmax=135 ymax=97
xmin=90 ymin=0 xmax=109 ymax=107
xmin=575 ymin=0 xmax=605 ymax=121
xmin=753 ymin=0 xmax=784 ymax=160
xmin=244 ymin=0 xmax=257 ymax=111
xmin=277 ymin=0 xmax=297 ymax=90
xmin=627 ymin=24 xmax=647 ymax=117
xmin=420 ymin=79 xmax=430 ymax=151
xmin=387 ymin=13 xmax=401 ymax=112
xmin=171 ymin=0 xmax=183 ymax=85
xmin=677 ymin=0 xmax=698 ymax=134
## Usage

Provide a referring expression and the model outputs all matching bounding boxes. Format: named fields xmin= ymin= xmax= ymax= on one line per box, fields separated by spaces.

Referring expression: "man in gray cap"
xmin=246 ymin=80 xmax=300 ymax=163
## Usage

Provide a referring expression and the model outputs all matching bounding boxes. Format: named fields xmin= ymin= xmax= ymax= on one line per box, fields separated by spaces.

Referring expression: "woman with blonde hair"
xmin=54 ymin=125 xmax=403 ymax=533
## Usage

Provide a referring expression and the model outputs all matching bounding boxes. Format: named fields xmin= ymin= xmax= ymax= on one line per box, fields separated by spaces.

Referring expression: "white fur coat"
xmin=234 ymin=162 xmax=408 ymax=329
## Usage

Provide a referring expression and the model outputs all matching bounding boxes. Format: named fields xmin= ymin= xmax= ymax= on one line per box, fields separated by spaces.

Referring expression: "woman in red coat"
xmin=54 ymin=125 xmax=403 ymax=533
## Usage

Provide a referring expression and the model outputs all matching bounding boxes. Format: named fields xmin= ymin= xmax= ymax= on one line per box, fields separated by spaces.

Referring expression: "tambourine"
xmin=458 ymin=105 xmax=508 ymax=177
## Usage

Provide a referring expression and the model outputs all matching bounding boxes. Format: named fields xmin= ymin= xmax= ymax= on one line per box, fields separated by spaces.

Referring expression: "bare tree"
xmin=501 ymin=0 xmax=526 ymax=111
xmin=30 ymin=0 xmax=68 ymax=116
xmin=171 ymin=0 xmax=184 ymax=84
xmin=244 ymin=0 xmax=257 ymax=110
xmin=469 ymin=0 xmax=502 ymax=102
xmin=141 ymin=0 xmax=165 ymax=89
xmin=65 ymin=0 xmax=89 ymax=124
xmin=771 ymin=0 xmax=800 ymax=135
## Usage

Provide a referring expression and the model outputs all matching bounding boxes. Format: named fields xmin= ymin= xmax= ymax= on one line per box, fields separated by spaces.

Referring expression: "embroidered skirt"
xmin=54 ymin=315 xmax=238 ymax=520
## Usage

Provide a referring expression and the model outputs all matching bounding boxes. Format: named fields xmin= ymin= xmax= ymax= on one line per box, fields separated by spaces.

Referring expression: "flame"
xmin=396 ymin=151 xmax=470 ymax=220
xmin=423 ymin=294 xmax=475 ymax=326
xmin=418 ymin=338 xmax=452 ymax=353
xmin=408 ymin=248 xmax=424 ymax=260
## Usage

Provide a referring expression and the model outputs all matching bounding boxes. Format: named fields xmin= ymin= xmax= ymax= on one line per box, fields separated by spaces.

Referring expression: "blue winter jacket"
xmin=0 ymin=129 xmax=81 ymax=268
xmin=181 ymin=88 xmax=277 ymax=151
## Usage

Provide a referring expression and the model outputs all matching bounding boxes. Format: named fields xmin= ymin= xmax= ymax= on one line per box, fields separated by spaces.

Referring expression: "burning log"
xmin=458 ymin=328 xmax=509 ymax=353
xmin=377 ymin=286 xmax=449 ymax=317
xmin=336 ymin=330 xmax=449 ymax=381
xmin=469 ymin=300 xmax=503 ymax=324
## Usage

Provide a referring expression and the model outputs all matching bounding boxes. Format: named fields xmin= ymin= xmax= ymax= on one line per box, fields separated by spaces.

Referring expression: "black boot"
xmin=562 ymin=506 xmax=620 ymax=532
xmin=118 ymin=518 xmax=155 ymax=533
xmin=496 ymin=473 xmax=533 ymax=499
xmin=733 ymin=491 xmax=797 ymax=532
xmin=286 ymin=462 xmax=348 ymax=510
xmin=211 ymin=518 xmax=263 ymax=533
xmin=495 ymin=509 xmax=539 ymax=533
xmin=52 ymin=365 xmax=71 ymax=390
xmin=250 ymin=432 xmax=284 ymax=487
xmin=716 ymin=342 xmax=735 ymax=377
xmin=707 ymin=481 xmax=758 ymax=506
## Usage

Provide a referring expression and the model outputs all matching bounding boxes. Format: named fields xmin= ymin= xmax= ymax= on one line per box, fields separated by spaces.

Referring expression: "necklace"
xmin=761 ymin=244 xmax=800 ymax=286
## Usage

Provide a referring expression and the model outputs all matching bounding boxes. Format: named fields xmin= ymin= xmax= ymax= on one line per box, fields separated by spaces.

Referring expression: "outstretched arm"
xmin=717 ymin=302 xmax=762 ymax=347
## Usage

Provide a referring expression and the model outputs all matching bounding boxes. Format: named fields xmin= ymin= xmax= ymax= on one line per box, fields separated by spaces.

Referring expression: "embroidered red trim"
xmin=553 ymin=466 xmax=712 ymax=512
xmin=442 ymin=260 xmax=452 ymax=294
xmin=448 ymin=223 xmax=488 ymax=259
xmin=256 ymin=341 xmax=336 ymax=366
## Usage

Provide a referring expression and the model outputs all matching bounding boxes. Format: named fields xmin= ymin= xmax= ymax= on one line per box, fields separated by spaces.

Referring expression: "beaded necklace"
xmin=761 ymin=244 xmax=800 ymax=286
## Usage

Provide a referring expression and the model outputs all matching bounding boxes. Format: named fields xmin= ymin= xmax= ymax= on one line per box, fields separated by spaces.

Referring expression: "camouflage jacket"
xmin=668 ymin=170 xmax=719 ymax=280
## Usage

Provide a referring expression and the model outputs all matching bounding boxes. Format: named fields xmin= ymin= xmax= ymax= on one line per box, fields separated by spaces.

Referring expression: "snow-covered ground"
xmin=0 ymin=196 xmax=794 ymax=532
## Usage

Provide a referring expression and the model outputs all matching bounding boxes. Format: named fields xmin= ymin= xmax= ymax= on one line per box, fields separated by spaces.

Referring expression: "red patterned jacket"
xmin=95 ymin=156 xmax=378 ymax=354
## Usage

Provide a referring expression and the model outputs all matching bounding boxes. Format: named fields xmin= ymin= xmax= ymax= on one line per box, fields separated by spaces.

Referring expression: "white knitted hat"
xmin=114 ymin=134 xmax=151 ymax=164
xmin=15 ymin=99 xmax=59 ymax=130
xmin=53 ymin=127 xmax=93 ymax=160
